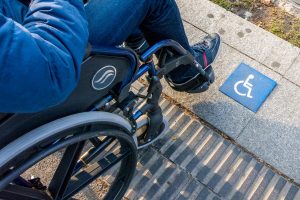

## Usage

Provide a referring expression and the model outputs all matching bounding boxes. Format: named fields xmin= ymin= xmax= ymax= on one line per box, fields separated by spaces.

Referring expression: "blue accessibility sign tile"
xmin=219 ymin=63 xmax=277 ymax=113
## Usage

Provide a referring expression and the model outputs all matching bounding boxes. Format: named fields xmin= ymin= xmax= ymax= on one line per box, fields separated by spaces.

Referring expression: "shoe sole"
xmin=188 ymin=67 xmax=215 ymax=93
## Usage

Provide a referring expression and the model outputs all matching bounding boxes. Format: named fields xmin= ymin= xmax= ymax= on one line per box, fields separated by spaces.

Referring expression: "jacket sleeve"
xmin=0 ymin=0 xmax=88 ymax=113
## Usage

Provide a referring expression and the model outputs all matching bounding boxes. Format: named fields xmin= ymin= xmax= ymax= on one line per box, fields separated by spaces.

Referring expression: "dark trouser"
xmin=85 ymin=0 xmax=192 ymax=53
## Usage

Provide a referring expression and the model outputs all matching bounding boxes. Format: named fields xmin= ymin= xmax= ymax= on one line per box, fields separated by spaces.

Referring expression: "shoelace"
xmin=192 ymin=40 xmax=210 ymax=54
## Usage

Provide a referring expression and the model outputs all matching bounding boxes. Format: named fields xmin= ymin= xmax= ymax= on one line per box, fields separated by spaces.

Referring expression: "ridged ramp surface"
xmin=126 ymin=83 xmax=300 ymax=200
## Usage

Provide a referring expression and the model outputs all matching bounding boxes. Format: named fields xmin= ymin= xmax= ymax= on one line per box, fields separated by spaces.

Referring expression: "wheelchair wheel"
xmin=0 ymin=112 xmax=137 ymax=200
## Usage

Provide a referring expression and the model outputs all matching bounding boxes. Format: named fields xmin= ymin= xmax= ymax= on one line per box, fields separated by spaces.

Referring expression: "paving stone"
xmin=286 ymin=185 xmax=300 ymax=200
xmin=163 ymin=22 xmax=282 ymax=138
xmin=177 ymin=0 xmax=226 ymax=34
xmin=216 ymin=10 xmax=299 ymax=75
xmin=141 ymin=163 xmax=177 ymax=199
xmin=184 ymin=131 xmax=218 ymax=172
xmin=268 ymin=177 xmax=288 ymax=200
xmin=134 ymin=1 xmax=300 ymax=196
xmin=174 ymin=126 xmax=208 ymax=166
xmin=177 ymin=0 xmax=300 ymax=185
xmin=231 ymin=162 xmax=264 ymax=199
xmin=262 ymin=39 xmax=299 ymax=75
xmin=237 ymin=78 xmax=300 ymax=182
xmin=195 ymin=187 xmax=211 ymax=200
xmin=215 ymin=10 xmax=272 ymax=64
xmin=158 ymin=170 xmax=189 ymax=200
xmin=124 ymin=93 xmax=300 ymax=200
xmin=206 ymin=148 xmax=241 ymax=189
xmin=218 ymin=155 xmax=252 ymax=198
xmin=177 ymin=0 xmax=300 ymax=75
xmin=285 ymin=54 xmax=300 ymax=86
xmin=183 ymin=22 xmax=207 ymax=45
xmin=195 ymin=140 xmax=230 ymax=182
xmin=163 ymin=121 xmax=199 ymax=158
xmin=176 ymin=179 xmax=200 ymax=200
xmin=154 ymin=111 xmax=190 ymax=149
xmin=251 ymin=169 xmax=276 ymax=200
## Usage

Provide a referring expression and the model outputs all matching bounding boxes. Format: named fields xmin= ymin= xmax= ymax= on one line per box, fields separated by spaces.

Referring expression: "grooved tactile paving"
xmin=125 ymin=92 xmax=300 ymax=200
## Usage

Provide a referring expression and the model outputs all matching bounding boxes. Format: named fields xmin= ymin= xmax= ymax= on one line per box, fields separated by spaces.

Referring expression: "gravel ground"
xmin=22 ymin=147 xmax=110 ymax=199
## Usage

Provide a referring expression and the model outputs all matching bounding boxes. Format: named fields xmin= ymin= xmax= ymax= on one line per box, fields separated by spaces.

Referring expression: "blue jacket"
xmin=0 ymin=0 xmax=88 ymax=113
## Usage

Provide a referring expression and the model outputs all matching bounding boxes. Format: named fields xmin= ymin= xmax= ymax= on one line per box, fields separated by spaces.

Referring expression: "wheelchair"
xmin=0 ymin=38 xmax=214 ymax=200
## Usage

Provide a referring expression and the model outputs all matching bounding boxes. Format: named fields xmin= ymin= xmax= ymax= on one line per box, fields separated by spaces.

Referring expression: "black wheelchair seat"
xmin=0 ymin=114 xmax=9 ymax=124
xmin=0 ymin=46 xmax=138 ymax=148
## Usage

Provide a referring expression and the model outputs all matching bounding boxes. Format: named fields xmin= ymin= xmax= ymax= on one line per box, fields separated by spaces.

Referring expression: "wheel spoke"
xmin=63 ymin=149 xmax=131 ymax=199
xmin=48 ymin=141 xmax=85 ymax=200
xmin=89 ymin=137 xmax=102 ymax=146
xmin=0 ymin=184 xmax=51 ymax=200
xmin=13 ymin=176 xmax=32 ymax=188
xmin=0 ymin=117 xmax=137 ymax=200
xmin=74 ymin=137 xmax=116 ymax=174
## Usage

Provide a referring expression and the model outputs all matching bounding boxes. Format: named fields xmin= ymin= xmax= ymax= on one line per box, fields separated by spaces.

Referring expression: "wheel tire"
xmin=0 ymin=112 xmax=137 ymax=200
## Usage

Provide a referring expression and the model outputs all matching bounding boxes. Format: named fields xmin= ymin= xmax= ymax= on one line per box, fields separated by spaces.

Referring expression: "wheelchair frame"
xmin=0 ymin=39 xmax=210 ymax=200
xmin=92 ymin=39 xmax=204 ymax=125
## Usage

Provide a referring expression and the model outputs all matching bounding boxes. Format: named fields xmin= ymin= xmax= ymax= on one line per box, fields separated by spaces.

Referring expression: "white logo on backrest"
xmin=92 ymin=66 xmax=117 ymax=90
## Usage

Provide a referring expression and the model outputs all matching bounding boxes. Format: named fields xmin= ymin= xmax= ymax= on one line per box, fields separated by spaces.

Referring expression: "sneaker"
xmin=166 ymin=33 xmax=221 ymax=93
xmin=192 ymin=33 xmax=221 ymax=70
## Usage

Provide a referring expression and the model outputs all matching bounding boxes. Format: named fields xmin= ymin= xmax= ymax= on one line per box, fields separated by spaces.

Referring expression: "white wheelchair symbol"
xmin=234 ymin=74 xmax=255 ymax=99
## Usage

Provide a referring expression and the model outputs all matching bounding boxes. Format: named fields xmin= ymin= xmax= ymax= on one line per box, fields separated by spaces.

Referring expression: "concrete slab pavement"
xmin=285 ymin=54 xmax=300 ymax=86
xmin=163 ymin=22 xmax=282 ymax=138
xmin=163 ymin=0 xmax=300 ymax=183
xmin=177 ymin=0 xmax=300 ymax=75
xmin=238 ymin=78 xmax=300 ymax=183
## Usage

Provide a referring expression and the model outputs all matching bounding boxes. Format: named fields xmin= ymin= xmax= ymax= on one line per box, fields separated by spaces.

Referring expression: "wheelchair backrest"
xmin=0 ymin=46 xmax=138 ymax=148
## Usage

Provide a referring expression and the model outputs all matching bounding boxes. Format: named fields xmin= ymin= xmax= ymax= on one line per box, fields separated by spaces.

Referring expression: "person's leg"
xmin=85 ymin=0 xmax=192 ymax=52
xmin=85 ymin=0 xmax=220 ymax=92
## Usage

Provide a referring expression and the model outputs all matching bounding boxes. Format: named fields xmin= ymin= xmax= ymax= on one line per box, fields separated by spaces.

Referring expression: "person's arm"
xmin=0 ymin=0 xmax=88 ymax=113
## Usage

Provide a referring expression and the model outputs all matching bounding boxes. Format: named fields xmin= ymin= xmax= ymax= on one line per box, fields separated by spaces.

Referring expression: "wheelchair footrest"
xmin=166 ymin=65 xmax=215 ymax=93
xmin=137 ymin=117 xmax=169 ymax=150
